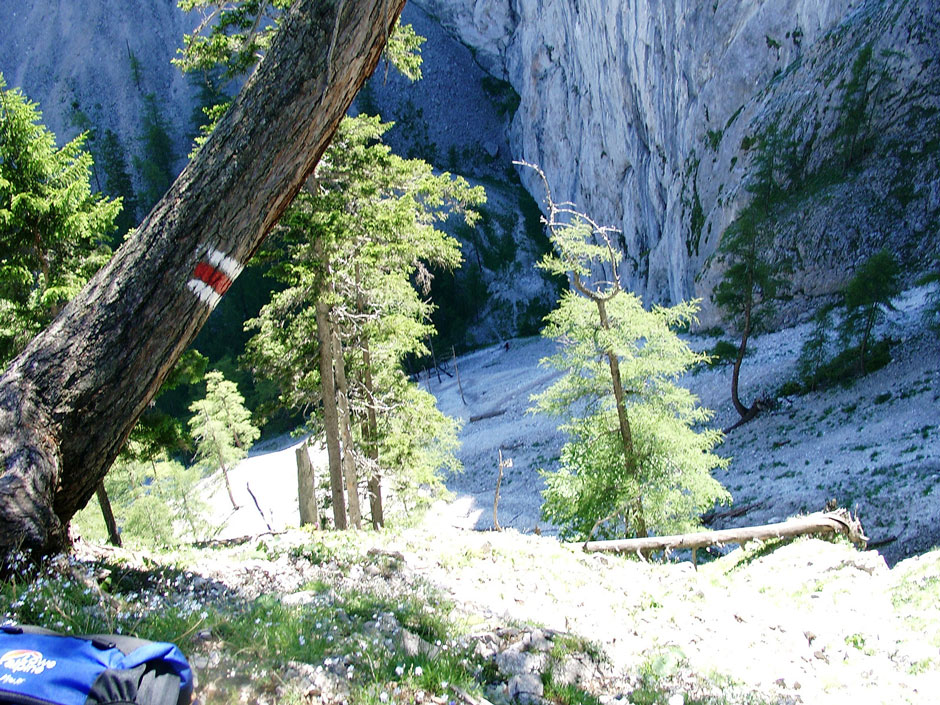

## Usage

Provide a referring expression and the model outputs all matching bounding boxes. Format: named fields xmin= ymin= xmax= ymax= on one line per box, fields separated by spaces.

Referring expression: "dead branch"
xmin=582 ymin=509 xmax=867 ymax=555
xmin=469 ymin=409 xmax=506 ymax=423
xmin=701 ymin=501 xmax=766 ymax=526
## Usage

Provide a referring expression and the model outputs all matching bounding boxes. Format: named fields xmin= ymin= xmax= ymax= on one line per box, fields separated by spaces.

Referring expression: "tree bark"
xmin=0 ymin=0 xmax=405 ymax=556
xmin=355 ymin=265 xmax=383 ymax=530
xmin=95 ymin=481 xmax=121 ymax=548
xmin=332 ymin=329 xmax=362 ymax=530
xmin=295 ymin=441 xmax=319 ymax=529
xmin=583 ymin=509 xmax=868 ymax=554
xmin=316 ymin=299 xmax=348 ymax=531
xmin=596 ymin=298 xmax=647 ymax=539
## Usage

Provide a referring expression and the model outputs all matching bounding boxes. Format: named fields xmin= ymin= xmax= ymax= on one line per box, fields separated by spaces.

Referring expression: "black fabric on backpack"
xmin=0 ymin=625 xmax=192 ymax=705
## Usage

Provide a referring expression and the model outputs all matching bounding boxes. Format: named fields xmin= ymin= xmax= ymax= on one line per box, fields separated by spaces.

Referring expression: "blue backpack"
xmin=0 ymin=626 xmax=192 ymax=705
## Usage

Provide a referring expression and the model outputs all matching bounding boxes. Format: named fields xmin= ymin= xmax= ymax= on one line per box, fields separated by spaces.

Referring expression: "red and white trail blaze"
xmin=187 ymin=246 xmax=244 ymax=308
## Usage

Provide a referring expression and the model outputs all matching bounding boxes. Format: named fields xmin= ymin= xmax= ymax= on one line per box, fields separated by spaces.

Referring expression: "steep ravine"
xmin=414 ymin=0 xmax=940 ymax=323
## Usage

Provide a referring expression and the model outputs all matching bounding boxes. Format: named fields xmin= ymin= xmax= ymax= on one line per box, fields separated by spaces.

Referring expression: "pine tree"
xmin=98 ymin=129 xmax=138 ymax=238
xmin=188 ymin=370 xmax=260 ymax=509
xmin=840 ymin=249 xmax=900 ymax=374
xmin=521 ymin=162 xmax=729 ymax=541
xmin=244 ymin=115 xmax=481 ymax=527
xmin=175 ymin=2 xmax=475 ymax=529
xmin=134 ymin=94 xmax=175 ymax=212
xmin=796 ymin=304 xmax=835 ymax=390
xmin=0 ymin=73 xmax=119 ymax=365
xmin=918 ymin=260 xmax=940 ymax=340
xmin=712 ymin=127 xmax=791 ymax=428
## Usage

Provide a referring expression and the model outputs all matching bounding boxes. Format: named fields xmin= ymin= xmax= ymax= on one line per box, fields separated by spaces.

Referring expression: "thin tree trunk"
xmin=355 ymin=264 xmax=383 ymax=529
xmin=203 ymin=408 xmax=239 ymax=510
xmin=596 ymin=298 xmax=647 ymax=539
xmin=727 ymin=294 xmax=761 ymax=434
xmin=0 ymin=0 xmax=405 ymax=557
xmin=453 ymin=346 xmax=467 ymax=405
xmin=860 ymin=305 xmax=877 ymax=375
xmin=316 ymin=299 xmax=347 ymax=531
xmin=95 ymin=481 xmax=121 ymax=548
xmin=332 ymin=329 xmax=362 ymax=530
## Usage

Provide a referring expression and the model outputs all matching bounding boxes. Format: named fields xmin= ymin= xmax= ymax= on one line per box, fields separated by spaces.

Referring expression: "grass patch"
xmin=627 ymin=647 xmax=776 ymax=704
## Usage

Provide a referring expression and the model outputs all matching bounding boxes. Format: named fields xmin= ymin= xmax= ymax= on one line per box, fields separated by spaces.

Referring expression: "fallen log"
xmin=582 ymin=509 xmax=867 ymax=554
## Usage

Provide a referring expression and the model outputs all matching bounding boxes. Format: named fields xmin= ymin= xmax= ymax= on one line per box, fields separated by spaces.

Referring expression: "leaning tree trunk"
xmin=95 ymin=482 xmax=121 ymax=548
xmin=0 ymin=0 xmax=406 ymax=557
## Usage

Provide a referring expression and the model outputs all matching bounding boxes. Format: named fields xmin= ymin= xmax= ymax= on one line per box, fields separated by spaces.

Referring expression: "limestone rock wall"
xmin=0 ymin=0 xmax=200 ymax=186
xmin=416 ymin=0 xmax=940 ymax=324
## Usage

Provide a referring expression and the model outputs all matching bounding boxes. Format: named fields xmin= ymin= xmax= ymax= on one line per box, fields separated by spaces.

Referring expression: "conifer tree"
xmin=177 ymin=2 xmax=473 ymax=528
xmin=712 ymin=127 xmax=791 ymax=428
xmin=840 ymin=249 xmax=900 ymax=374
xmin=98 ymin=129 xmax=138 ymax=238
xmin=245 ymin=116 xmax=480 ymax=527
xmin=0 ymin=0 xmax=406 ymax=558
xmin=0 ymin=74 xmax=118 ymax=364
xmin=796 ymin=304 xmax=835 ymax=391
xmin=521 ymin=162 xmax=729 ymax=541
xmin=188 ymin=370 xmax=260 ymax=509
xmin=918 ymin=261 xmax=940 ymax=340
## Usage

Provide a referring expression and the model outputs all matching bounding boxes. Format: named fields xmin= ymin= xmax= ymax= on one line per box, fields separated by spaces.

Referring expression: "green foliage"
xmin=0 ymin=541 xmax=499 ymax=705
xmin=628 ymin=648 xmax=778 ymax=704
xmin=706 ymin=128 xmax=723 ymax=151
xmin=0 ymin=74 xmax=118 ymax=365
xmin=792 ymin=337 xmax=893 ymax=394
xmin=840 ymin=249 xmax=900 ymax=374
xmin=534 ymin=291 xmax=730 ymax=539
xmin=175 ymin=0 xmax=294 ymax=81
xmin=835 ymin=44 xmax=877 ymax=170
xmin=796 ymin=304 xmax=835 ymax=390
xmin=917 ymin=264 xmax=940 ymax=338
xmin=176 ymin=0 xmax=424 ymax=92
xmin=713 ymin=130 xmax=791 ymax=334
xmin=74 ymin=456 xmax=210 ymax=547
xmin=528 ymin=165 xmax=729 ymax=540
xmin=98 ymin=129 xmax=138 ymax=238
xmin=122 ymin=349 xmax=209 ymax=463
xmin=188 ymin=370 xmax=260 ymax=475
xmin=134 ymin=94 xmax=175 ymax=212
xmin=244 ymin=115 xmax=482 ymax=519
xmin=706 ymin=339 xmax=740 ymax=367
xmin=712 ymin=125 xmax=793 ymax=418
xmin=480 ymin=76 xmax=521 ymax=117
xmin=688 ymin=180 xmax=705 ymax=257
xmin=786 ymin=252 xmax=901 ymax=395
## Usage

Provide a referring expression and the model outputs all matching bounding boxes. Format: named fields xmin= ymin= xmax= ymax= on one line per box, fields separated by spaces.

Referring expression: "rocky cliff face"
xmin=4 ymin=0 xmax=936 ymax=334
xmin=415 ymin=0 xmax=940 ymax=325
xmin=0 ymin=0 xmax=199 ymax=181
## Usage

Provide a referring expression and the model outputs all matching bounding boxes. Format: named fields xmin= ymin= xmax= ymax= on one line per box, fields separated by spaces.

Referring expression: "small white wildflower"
xmin=299 ymin=635 xmax=306 ymax=646
xmin=414 ymin=666 xmax=423 ymax=677
xmin=379 ymin=692 xmax=389 ymax=703
xmin=395 ymin=665 xmax=404 ymax=677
